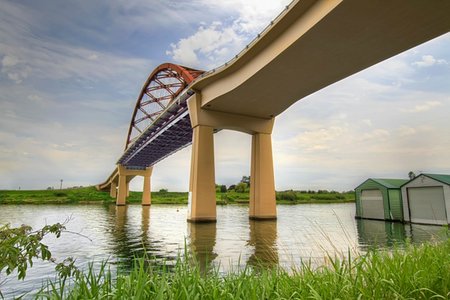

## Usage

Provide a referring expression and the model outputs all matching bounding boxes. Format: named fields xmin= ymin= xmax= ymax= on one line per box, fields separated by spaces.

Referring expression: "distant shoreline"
xmin=0 ymin=186 xmax=355 ymax=205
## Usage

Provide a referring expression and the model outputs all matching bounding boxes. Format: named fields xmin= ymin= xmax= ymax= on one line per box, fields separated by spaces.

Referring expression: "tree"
xmin=408 ymin=171 xmax=416 ymax=180
xmin=220 ymin=185 xmax=227 ymax=193
xmin=240 ymin=176 xmax=250 ymax=185
xmin=235 ymin=182 xmax=247 ymax=193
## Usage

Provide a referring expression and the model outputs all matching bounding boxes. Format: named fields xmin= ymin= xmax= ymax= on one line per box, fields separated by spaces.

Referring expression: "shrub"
xmin=276 ymin=190 xmax=298 ymax=201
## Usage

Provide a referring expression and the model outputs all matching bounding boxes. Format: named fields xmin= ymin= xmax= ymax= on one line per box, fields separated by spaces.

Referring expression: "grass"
xmin=36 ymin=237 xmax=450 ymax=299
xmin=0 ymin=187 xmax=187 ymax=205
xmin=0 ymin=186 xmax=354 ymax=205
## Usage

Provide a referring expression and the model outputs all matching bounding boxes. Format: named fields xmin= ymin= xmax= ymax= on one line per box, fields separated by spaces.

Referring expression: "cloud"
xmin=401 ymin=100 xmax=442 ymax=113
xmin=1 ymin=55 xmax=19 ymax=67
xmin=0 ymin=54 xmax=31 ymax=83
xmin=397 ymin=126 xmax=416 ymax=137
xmin=166 ymin=22 xmax=246 ymax=68
xmin=166 ymin=0 xmax=290 ymax=68
xmin=413 ymin=55 xmax=448 ymax=67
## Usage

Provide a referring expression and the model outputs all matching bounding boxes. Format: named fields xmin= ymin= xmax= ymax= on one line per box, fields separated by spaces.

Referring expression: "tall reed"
xmin=37 ymin=238 xmax=450 ymax=299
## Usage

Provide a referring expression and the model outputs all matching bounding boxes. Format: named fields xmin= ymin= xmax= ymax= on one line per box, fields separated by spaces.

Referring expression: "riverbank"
xmin=0 ymin=186 xmax=354 ymax=205
xmin=38 ymin=238 xmax=450 ymax=299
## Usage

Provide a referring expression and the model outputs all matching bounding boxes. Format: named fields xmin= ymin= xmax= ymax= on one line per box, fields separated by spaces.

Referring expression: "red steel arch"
xmin=125 ymin=63 xmax=204 ymax=149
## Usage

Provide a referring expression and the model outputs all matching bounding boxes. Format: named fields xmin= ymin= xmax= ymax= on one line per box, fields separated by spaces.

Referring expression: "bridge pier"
xmin=187 ymin=125 xmax=217 ymax=222
xmin=249 ymin=133 xmax=276 ymax=220
xmin=142 ymin=168 xmax=153 ymax=206
xmin=116 ymin=165 xmax=153 ymax=206
xmin=116 ymin=172 xmax=128 ymax=206
xmin=187 ymin=93 xmax=276 ymax=222
xmin=110 ymin=182 xmax=117 ymax=198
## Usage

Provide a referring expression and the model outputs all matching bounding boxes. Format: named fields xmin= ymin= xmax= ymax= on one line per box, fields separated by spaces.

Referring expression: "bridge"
xmin=98 ymin=0 xmax=450 ymax=222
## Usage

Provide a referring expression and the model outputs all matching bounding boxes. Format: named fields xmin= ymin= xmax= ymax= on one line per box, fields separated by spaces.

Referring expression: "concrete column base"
xmin=249 ymin=216 xmax=277 ymax=220
xmin=187 ymin=217 xmax=217 ymax=223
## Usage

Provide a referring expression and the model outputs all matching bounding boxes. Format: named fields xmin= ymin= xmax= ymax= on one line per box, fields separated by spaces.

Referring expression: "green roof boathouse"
xmin=355 ymin=178 xmax=408 ymax=222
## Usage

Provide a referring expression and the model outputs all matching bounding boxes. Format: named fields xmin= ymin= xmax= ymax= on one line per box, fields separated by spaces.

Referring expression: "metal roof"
xmin=422 ymin=173 xmax=450 ymax=185
xmin=371 ymin=178 xmax=408 ymax=188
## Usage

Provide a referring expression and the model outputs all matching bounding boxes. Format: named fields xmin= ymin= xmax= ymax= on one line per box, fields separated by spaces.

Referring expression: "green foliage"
xmin=0 ymin=223 xmax=80 ymax=297
xmin=0 ymin=223 xmax=62 ymax=280
xmin=37 ymin=238 xmax=450 ymax=299
xmin=0 ymin=187 xmax=355 ymax=205
xmin=53 ymin=192 xmax=67 ymax=197
xmin=235 ymin=182 xmax=248 ymax=193
xmin=276 ymin=190 xmax=298 ymax=201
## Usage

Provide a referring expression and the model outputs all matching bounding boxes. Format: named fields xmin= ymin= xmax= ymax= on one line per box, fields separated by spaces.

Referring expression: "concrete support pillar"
xmin=117 ymin=174 xmax=127 ymax=206
xmin=187 ymin=125 xmax=217 ymax=222
xmin=110 ymin=181 xmax=117 ymax=198
xmin=142 ymin=167 xmax=153 ymax=206
xmin=187 ymin=92 xmax=276 ymax=222
xmin=115 ymin=164 xmax=151 ymax=206
xmin=249 ymin=133 xmax=277 ymax=220
xmin=125 ymin=182 xmax=130 ymax=197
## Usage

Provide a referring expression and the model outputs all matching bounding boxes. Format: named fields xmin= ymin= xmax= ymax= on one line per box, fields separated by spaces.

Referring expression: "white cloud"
xmin=205 ymin=0 xmax=291 ymax=34
xmin=1 ymin=55 xmax=31 ymax=84
xmin=1 ymin=55 xmax=19 ymax=67
xmin=166 ymin=22 xmax=246 ymax=68
xmin=360 ymin=129 xmax=390 ymax=141
xmin=166 ymin=0 xmax=290 ymax=69
xmin=362 ymin=119 xmax=372 ymax=127
xmin=397 ymin=126 xmax=416 ymax=137
xmin=401 ymin=100 xmax=442 ymax=113
xmin=413 ymin=55 xmax=448 ymax=67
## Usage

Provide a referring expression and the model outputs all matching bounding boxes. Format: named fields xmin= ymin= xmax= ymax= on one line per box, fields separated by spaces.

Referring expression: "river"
xmin=0 ymin=203 xmax=446 ymax=298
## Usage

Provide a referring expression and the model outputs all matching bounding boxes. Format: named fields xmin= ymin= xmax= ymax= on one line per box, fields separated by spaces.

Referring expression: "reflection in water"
xmin=109 ymin=205 xmax=132 ymax=264
xmin=357 ymin=219 xmax=447 ymax=250
xmin=106 ymin=204 xmax=173 ymax=268
xmin=141 ymin=205 xmax=150 ymax=246
xmin=247 ymin=220 xmax=278 ymax=269
xmin=188 ymin=222 xmax=217 ymax=273
xmin=357 ymin=219 xmax=406 ymax=249
xmin=406 ymin=223 xmax=448 ymax=244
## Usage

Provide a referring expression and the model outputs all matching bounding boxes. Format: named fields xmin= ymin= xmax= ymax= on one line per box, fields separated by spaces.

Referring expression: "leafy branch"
xmin=0 ymin=221 xmax=82 ymax=298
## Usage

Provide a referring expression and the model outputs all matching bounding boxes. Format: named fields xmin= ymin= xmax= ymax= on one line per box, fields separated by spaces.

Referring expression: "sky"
xmin=0 ymin=0 xmax=449 ymax=192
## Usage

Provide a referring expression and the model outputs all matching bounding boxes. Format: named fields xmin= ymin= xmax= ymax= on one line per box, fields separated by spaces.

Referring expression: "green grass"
xmin=37 ymin=238 xmax=450 ymax=299
xmin=0 ymin=187 xmax=354 ymax=205
xmin=0 ymin=187 xmax=188 ymax=205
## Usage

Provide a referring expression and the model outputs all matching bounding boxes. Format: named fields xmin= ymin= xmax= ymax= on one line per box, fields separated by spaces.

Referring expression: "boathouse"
xmin=401 ymin=173 xmax=450 ymax=225
xmin=355 ymin=178 xmax=408 ymax=221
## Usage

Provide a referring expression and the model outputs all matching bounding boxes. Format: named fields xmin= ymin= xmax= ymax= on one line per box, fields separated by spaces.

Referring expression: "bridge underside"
xmin=99 ymin=0 xmax=450 ymax=222
xmin=118 ymin=100 xmax=193 ymax=168
xmin=193 ymin=0 xmax=450 ymax=119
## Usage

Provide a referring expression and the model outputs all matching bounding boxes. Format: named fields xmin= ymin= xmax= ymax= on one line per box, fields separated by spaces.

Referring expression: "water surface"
xmin=0 ymin=203 xmax=446 ymax=298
